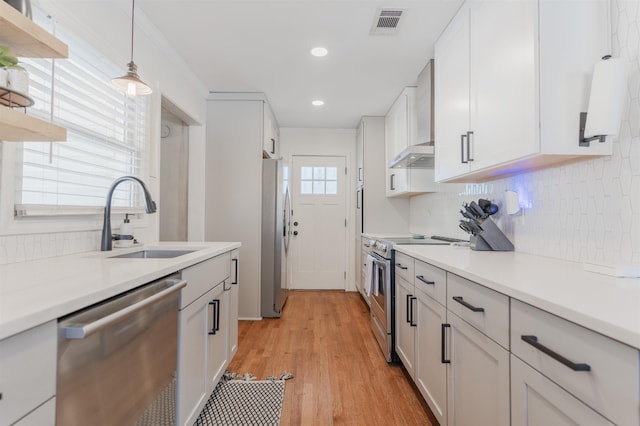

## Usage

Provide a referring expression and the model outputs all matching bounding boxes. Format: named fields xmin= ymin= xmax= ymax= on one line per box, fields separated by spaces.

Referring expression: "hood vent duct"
xmin=389 ymin=60 xmax=436 ymax=169
xmin=371 ymin=8 xmax=406 ymax=35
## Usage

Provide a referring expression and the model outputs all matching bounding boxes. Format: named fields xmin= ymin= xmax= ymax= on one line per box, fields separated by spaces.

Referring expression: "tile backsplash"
xmin=0 ymin=231 xmax=101 ymax=265
xmin=410 ymin=0 xmax=639 ymax=266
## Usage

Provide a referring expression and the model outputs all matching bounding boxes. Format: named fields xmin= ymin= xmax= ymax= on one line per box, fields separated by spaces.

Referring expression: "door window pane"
xmin=299 ymin=165 xmax=339 ymax=195
xmin=301 ymin=181 xmax=313 ymax=194
xmin=301 ymin=167 xmax=313 ymax=180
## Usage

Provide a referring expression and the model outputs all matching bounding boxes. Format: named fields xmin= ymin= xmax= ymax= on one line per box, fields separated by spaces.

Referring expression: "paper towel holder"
xmin=579 ymin=112 xmax=606 ymax=147
xmin=579 ymin=55 xmax=627 ymax=147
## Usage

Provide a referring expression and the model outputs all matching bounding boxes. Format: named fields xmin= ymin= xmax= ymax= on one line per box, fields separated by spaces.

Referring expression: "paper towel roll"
xmin=584 ymin=57 xmax=628 ymax=138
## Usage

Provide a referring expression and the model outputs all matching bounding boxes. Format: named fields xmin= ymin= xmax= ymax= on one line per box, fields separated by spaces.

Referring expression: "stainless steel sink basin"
xmin=109 ymin=249 xmax=196 ymax=259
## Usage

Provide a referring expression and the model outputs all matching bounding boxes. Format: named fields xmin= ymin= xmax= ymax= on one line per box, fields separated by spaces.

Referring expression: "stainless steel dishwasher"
xmin=56 ymin=274 xmax=186 ymax=426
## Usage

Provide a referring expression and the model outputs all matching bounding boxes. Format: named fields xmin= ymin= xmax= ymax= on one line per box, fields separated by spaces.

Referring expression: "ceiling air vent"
xmin=370 ymin=8 xmax=407 ymax=35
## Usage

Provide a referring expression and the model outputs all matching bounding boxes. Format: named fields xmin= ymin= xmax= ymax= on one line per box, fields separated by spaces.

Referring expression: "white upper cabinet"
xmin=385 ymin=87 xmax=440 ymax=197
xmin=435 ymin=0 xmax=611 ymax=182
xmin=386 ymin=87 xmax=416 ymax=162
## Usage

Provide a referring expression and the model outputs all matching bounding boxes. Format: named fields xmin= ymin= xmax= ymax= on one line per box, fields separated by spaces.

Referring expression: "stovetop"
xmin=385 ymin=237 xmax=450 ymax=245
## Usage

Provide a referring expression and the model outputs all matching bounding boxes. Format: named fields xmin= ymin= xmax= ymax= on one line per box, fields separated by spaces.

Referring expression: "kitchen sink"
xmin=109 ymin=249 xmax=196 ymax=259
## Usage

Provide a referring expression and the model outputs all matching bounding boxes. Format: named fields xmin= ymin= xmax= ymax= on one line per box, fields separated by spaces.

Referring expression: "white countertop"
xmin=393 ymin=245 xmax=640 ymax=350
xmin=0 ymin=241 xmax=240 ymax=340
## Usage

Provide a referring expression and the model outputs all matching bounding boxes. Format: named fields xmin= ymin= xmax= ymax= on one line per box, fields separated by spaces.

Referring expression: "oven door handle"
xmin=370 ymin=257 xmax=389 ymax=269
xmin=61 ymin=279 xmax=187 ymax=339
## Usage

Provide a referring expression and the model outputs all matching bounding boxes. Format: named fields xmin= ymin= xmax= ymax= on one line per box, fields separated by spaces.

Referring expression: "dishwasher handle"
xmin=62 ymin=279 xmax=187 ymax=339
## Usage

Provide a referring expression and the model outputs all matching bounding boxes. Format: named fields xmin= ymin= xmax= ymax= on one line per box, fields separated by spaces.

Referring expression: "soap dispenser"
xmin=115 ymin=214 xmax=134 ymax=247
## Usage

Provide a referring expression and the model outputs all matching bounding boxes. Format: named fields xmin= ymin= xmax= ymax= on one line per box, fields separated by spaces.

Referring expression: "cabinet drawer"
xmin=511 ymin=355 xmax=614 ymax=426
xmin=447 ymin=273 xmax=509 ymax=349
xmin=511 ymin=299 xmax=639 ymax=426
xmin=0 ymin=321 xmax=56 ymax=426
xmin=181 ymin=253 xmax=231 ymax=309
xmin=414 ymin=260 xmax=446 ymax=306
xmin=394 ymin=251 xmax=414 ymax=284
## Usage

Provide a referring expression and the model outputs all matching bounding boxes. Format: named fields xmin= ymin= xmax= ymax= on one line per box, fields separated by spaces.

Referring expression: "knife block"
xmin=470 ymin=217 xmax=514 ymax=251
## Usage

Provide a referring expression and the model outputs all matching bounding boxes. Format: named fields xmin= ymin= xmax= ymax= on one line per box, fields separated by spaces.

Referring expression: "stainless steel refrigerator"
xmin=261 ymin=158 xmax=291 ymax=317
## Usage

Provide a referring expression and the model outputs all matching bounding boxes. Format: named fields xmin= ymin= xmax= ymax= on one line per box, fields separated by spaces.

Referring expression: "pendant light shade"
xmin=111 ymin=0 xmax=152 ymax=97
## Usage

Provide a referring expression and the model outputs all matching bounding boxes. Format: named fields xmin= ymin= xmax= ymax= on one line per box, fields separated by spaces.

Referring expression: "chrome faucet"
xmin=101 ymin=176 xmax=157 ymax=251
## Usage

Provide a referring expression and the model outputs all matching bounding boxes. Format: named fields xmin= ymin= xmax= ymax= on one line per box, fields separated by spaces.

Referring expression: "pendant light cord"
xmin=130 ymin=0 xmax=135 ymax=63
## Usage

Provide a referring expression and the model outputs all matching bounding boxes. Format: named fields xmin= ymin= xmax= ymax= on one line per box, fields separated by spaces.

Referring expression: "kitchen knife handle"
xmin=416 ymin=275 xmax=435 ymax=285
xmin=460 ymin=134 xmax=468 ymax=164
xmin=441 ymin=323 xmax=451 ymax=363
xmin=521 ymin=335 xmax=591 ymax=371
xmin=409 ymin=296 xmax=417 ymax=327
xmin=452 ymin=296 xmax=485 ymax=312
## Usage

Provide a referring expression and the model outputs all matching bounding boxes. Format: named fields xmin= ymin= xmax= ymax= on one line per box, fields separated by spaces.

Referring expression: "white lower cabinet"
xmin=414 ymin=289 xmax=447 ymax=426
xmin=395 ymin=275 xmax=416 ymax=377
xmin=229 ymin=249 xmax=240 ymax=359
xmin=511 ymin=355 xmax=613 ymax=426
xmin=207 ymin=282 xmax=229 ymax=390
xmin=511 ymin=299 xmax=639 ymax=426
xmin=393 ymin=250 xmax=639 ymax=426
xmin=446 ymin=311 xmax=510 ymax=426
xmin=0 ymin=321 xmax=56 ymax=426
xmin=177 ymin=253 xmax=236 ymax=426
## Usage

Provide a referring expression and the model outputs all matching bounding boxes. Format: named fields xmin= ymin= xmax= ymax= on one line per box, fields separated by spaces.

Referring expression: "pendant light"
xmin=111 ymin=0 xmax=152 ymax=97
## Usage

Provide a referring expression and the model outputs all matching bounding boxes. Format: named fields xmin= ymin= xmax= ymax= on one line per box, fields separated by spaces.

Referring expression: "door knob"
xmin=293 ymin=231 xmax=298 ymax=236
xmin=293 ymin=221 xmax=299 ymax=226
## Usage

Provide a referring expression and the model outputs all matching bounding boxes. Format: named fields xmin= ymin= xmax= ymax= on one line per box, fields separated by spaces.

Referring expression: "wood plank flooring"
xmin=228 ymin=291 xmax=436 ymax=425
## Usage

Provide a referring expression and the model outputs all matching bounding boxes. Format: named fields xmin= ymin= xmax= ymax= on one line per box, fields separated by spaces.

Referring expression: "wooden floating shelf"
xmin=0 ymin=2 xmax=68 ymax=58
xmin=0 ymin=107 xmax=66 ymax=141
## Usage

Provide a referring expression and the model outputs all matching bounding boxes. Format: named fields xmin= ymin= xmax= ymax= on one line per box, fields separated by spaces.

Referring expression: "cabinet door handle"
xmin=231 ymin=258 xmax=239 ymax=285
xmin=521 ymin=335 xmax=591 ymax=371
xmin=409 ymin=296 xmax=417 ymax=327
xmin=270 ymin=138 xmax=276 ymax=154
xmin=452 ymin=296 xmax=484 ymax=312
xmin=406 ymin=294 xmax=412 ymax=324
xmin=466 ymin=131 xmax=474 ymax=162
xmin=416 ymin=275 xmax=434 ymax=285
xmin=460 ymin=134 xmax=468 ymax=163
xmin=209 ymin=299 xmax=220 ymax=335
xmin=395 ymin=263 xmax=408 ymax=270
xmin=441 ymin=323 xmax=451 ymax=364
xmin=390 ymin=174 xmax=396 ymax=191
xmin=358 ymin=167 xmax=363 ymax=182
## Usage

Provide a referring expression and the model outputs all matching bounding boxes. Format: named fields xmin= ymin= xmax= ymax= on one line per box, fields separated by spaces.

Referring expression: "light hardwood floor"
xmin=228 ymin=290 xmax=436 ymax=425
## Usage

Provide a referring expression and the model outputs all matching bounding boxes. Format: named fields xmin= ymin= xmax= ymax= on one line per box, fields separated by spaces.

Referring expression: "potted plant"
xmin=0 ymin=45 xmax=29 ymax=95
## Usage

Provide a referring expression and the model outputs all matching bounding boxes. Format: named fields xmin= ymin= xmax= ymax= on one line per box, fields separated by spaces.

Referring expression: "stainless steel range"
xmin=364 ymin=236 xmax=453 ymax=362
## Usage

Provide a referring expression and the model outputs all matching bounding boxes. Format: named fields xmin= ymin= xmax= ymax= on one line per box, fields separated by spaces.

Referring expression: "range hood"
xmin=388 ymin=59 xmax=435 ymax=169
xmin=388 ymin=143 xmax=435 ymax=168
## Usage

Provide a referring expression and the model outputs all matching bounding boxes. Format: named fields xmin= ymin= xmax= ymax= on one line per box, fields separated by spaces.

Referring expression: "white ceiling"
xmin=137 ymin=1 xmax=462 ymax=129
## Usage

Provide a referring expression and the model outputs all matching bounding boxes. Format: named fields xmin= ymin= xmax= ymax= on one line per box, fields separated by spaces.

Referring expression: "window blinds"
xmin=14 ymin=9 xmax=148 ymax=216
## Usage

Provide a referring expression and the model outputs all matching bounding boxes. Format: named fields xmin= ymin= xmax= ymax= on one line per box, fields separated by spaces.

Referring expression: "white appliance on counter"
xmin=261 ymin=158 xmax=291 ymax=317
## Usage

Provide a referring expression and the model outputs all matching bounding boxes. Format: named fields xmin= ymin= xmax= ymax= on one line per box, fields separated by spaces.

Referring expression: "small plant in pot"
xmin=0 ymin=45 xmax=29 ymax=96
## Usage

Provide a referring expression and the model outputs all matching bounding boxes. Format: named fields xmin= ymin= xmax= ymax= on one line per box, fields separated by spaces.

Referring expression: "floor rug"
xmin=195 ymin=380 xmax=285 ymax=426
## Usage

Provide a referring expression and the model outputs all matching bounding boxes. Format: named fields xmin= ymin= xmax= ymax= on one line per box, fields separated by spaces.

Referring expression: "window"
xmin=13 ymin=7 xmax=148 ymax=216
xmin=300 ymin=166 xmax=338 ymax=195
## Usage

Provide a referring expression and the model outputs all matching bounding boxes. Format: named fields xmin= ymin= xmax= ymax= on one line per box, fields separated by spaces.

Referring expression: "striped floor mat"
xmin=195 ymin=380 xmax=285 ymax=426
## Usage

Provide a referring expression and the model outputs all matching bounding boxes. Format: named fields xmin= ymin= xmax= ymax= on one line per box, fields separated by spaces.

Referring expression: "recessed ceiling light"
xmin=310 ymin=47 xmax=328 ymax=57
xmin=312 ymin=100 xmax=325 ymax=106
